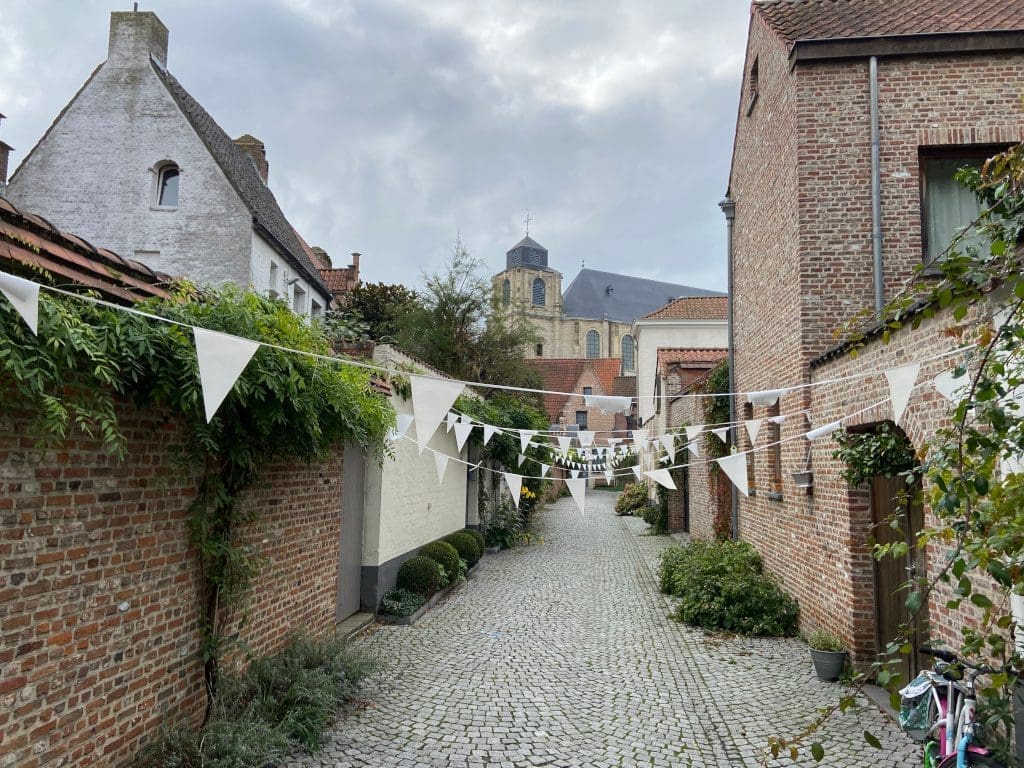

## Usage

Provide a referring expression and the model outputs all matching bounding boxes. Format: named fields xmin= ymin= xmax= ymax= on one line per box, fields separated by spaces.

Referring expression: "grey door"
xmin=338 ymin=443 xmax=365 ymax=621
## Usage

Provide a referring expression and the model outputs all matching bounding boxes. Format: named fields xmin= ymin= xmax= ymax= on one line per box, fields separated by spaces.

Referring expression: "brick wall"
xmin=666 ymin=390 xmax=729 ymax=539
xmin=0 ymin=405 xmax=344 ymax=768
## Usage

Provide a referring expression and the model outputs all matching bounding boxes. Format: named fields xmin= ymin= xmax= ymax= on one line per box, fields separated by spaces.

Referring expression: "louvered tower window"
xmin=532 ymin=277 xmax=545 ymax=306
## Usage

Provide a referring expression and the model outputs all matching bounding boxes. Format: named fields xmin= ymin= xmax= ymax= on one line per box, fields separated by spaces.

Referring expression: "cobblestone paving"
xmin=295 ymin=493 xmax=919 ymax=767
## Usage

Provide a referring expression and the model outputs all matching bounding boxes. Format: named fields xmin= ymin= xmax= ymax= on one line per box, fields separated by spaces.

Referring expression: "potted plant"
xmin=807 ymin=629 xmax=847 ymax=682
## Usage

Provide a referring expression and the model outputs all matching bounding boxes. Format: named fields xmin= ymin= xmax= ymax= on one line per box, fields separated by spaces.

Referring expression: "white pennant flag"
xmin=193 ymin=327 xmax=260 ymax=423
xmin=603 ymin=470 xmax=613 ymax=484
xmin=558 ymin=436 xmax=572 ymax=456
xmin=768 ymin=414 xmax=787 ymax=425
xmin=631 ymin=465 xmax=643 ymax=481
xmin=410 ymin=375 xmax=464 ymax=453
xmin=0 ymin=271 xmax=40 ymax=335
xmin=716 ymin=453 xmax=749 ymax=497
xmin=805 ymin=420 xmax=842 ymax=441
xmin=584 ymin=394 xmax=631 ymax=414
xmin=445 ymin=412 xmax=458 ymax=432
xmin=570 ymin=469 xmax=580 ymax=479
xmin=539 ymin=463 xmax=550 ymax=478
xmin=659 ymin=434 xmax=676 ymax=463
xmin=745 ymin=419 xmax=763 ymax=445
xmin=387 ymin=413 xmax=415 ymax=443
xmin=483 ymin=424 xmax=498 ymax=445
xmin=747 ymin=388 xmax=787 ymax=407
xmin=645 ymin=468 xmax=677 ymax=490
xmin=687 ymin=440 xmax=701 ymax=457
xmin=711 ymin=427 xmax=729 ymax=443
xmin=578 ymin=430 xmax=595 ymax=447
xmin=685 ymin=425 xmax=703 ymax=442
xmin=885 ymin=363 xmax=920 ymax=426
xmin=453 ymin=421 xmax=474 ymax=452
xmin=566 ymin=477 xmax=587 ymax=515
xmin=504 ymin=473 xmax=523 ymax=507
xmin=631 ymin=429 xmax=648 ymax=448
xmin=607 ymin=438 xmax=622 ymax=447
xmin=434 ymin=452 xmax=449 ymax=484
xmin=519 ymin=430 xmax=537 ymax=452
xmin=517 ymin=453 xmax=527 ymax=467
xmin=933 ymin=369 xmax=970 ymax=402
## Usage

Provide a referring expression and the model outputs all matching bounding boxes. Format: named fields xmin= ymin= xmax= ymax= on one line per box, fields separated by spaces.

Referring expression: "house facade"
xmin=7 ymin=11 xmax=332 ymax=317
xmin=724 ymin=0 xmax=1024 ymax=666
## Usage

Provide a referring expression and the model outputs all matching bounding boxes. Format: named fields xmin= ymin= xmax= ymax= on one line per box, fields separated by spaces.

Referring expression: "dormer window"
xmin=154 ymin=162 xmax=179 ymax=208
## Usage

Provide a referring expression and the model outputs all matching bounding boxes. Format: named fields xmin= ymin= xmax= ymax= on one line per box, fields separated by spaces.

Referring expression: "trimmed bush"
xmin=659 ymin=541 xmax=799 ymax=637
xmin=379 ymin=588 xmax=426 ymax=618
xmin=443 ymin=531 xmax=482 ymax=567
xmin=465 ymin=528 xmax=486 ymax=553
xmin=396 ymin=555 xmax=443 ymax=598
xmin=419 ymin=540 xmax=461 ymax=582
xmin=615 ymin=482 xmax=648 ymax=515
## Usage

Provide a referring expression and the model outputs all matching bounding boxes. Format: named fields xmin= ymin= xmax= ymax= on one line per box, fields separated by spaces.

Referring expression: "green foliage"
xmin=418 ymin=540 xmax=462 ymax=583
xmin=482 ymin=499 xmax=525 ymax=550
xmin=614 ymin=482 xmax=648 ymax=515
xmin=831 ymin=422 xmax=917 ymax=486
xmin=136 ymin=633 xmax=377 ymax=766
xmin=806 ymin=629 xmax=846 ymax=652
xmin=464 ymin=528 xmax=485 ymax=552
xmin=660 ymin=541 xmax=799 ymax=637
xmin=641 ymin=486 xmax=669 ymax=534
xmin=341 ymin=281 xmax=421 ymax=342
xmin=378 ymin=588 xmax=426 ymax=617
xmin=396 ymin=555 xmax=443 ymax=598
xmin=443 ymin=531 xmax=482 ymax=567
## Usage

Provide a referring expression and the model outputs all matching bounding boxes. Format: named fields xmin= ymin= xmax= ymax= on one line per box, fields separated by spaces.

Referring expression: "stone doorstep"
xmin=863 ymin=682 xmax=901 ymax=723
xmin=335 ymin=611 xmax=375 ymax=642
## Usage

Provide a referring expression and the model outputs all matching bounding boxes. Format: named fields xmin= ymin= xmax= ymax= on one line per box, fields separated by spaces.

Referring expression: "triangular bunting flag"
xmin=0 ymin=271 xmax=40 ymax=335
xmin=716 ymin=453 xmax=749 ymax=497
xmin=607 ymin=438 xmax=622 ymax=447
xmin=659 ymin=434 xmax=676 ymax=463
xmin=933 ymin=369 xmax=970 ymax=402
xmin=517 ymin=453 xmax=527 ymax=467
xmin=684 ymin=425 xmax=703 ymax=442
xmin=566 ymin=477 xmax=586 ymax=515
xmin=603 ymin=470 xmax=613 ymax=484
xmin=805 ymin=420 xmax=842 ymax=441
xmin=504 ymin=473 xmax=523 ymax=507
xmin=445 ymin=412 xmax=458 ymax=432
xmin=687 ymin=439 xmax=700 ymax=457
xmin=584 ymin=394 xmax=631 ymax=414
xmin=631 ymin=429 xmax=648 ymax=447
xmin=539 ymin=463 xmax=550 ymax=478
xmin=747 ymin=388 xmax=787 ymax=407
xmin=631 ymin=465 xmax=643 ymax=481
xmin=570 ymin=469 xmax=580 ymax=479
xmin=410 ymin=375 xmax=464 ymax=454
xmin=885 ymin=363 xmax=920 ymax=426
xmin=483 ymin=424 xmax=498 ymax=445
xmin=387 ymin=413 xmax=415 ymax=443
xmin=645 ymin=468 xmax=676 ymax=490
xmin=453 ymin=421 xmax=474 ymax=452
xmin=578 ymin=431 xmax=595 ymax=447
xmin=193 ymin=327 xmax=261 ymax=423
xmin=519 ymin=430 xmax=537 ymax=452
xmin=711 ymin=427 xmax=729 ymax=443
xmin=745 ymin=419 xmax=763 ymax=445
xmin=768 ymin=414 xmax=787 ymax=425
xmin=434 ymin=452 xmax=449 ymax=484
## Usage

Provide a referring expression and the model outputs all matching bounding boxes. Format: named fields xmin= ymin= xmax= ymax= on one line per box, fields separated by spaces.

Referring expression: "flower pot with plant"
xmin=807 ymin=629 xmax=847 ymax=682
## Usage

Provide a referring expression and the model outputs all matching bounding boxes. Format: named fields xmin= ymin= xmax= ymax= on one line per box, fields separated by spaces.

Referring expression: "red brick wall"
xmin=730 ymin=11 xmax=1024 ymax=662
xmin=0 ymin=405 xmax=343 ymax=768
xmin=666 ymin=393 xmax=729 ymax=539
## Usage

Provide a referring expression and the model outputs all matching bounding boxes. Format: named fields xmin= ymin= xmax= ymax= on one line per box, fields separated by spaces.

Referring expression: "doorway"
xmin=337 ymin=443 xmax=365 ymax=621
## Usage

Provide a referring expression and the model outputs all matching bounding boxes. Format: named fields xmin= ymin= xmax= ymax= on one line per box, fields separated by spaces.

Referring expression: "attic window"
xmin=746 ymin=56 xmax=759 ymax=116
xmin=155 ymin=163 xmax=179 ymax=208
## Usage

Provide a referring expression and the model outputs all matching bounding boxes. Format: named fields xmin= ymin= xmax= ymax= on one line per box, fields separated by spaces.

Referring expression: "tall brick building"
xmin=722 ymin=0 xmax=1024 ymax=667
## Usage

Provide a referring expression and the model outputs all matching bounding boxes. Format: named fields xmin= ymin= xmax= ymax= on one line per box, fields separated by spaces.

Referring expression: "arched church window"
xmin=622 ymin=334 xmax=635 ymax=372
xmin=586 ymin=330 xmax=600 ymax=358
xmin=532 ymin=277 xmax=545 ymax=306
xmin=502 ymin=279 xmax=511 ymax=305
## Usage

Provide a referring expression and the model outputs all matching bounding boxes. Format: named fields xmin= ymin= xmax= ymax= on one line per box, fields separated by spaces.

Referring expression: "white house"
xmin=6 ymin=10 xmax=331 ymax=317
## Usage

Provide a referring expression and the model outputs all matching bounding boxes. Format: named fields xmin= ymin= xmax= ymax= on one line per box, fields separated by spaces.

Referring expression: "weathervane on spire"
xmin=523 ymin=209 xmax=532 ymax=236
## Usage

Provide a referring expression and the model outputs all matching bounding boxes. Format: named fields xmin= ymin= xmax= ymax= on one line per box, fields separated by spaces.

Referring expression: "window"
xmin=155 ymin=163 xmax=179 ymax=208
xmin=621 ymin=334 xmax=635 ymax=372
xmin=502 ymin=278 xmax=510 ymax=305
xmin=292 ymin=284 xmax=306 ymax=315
xmin=921 ymin=147 xmax=1002 ymax=263
xmin=575 ymin=411 xmax=588 ymax=430
xmin=586 ymin=330 xmax=600 ymax=358
xmin=532 ymin=277 xmax=545 ymax=306
xmin=269 ymin=263 xmax=279 ymax=298
xmin=583 ymin=386 xmax=593 ymax=396
xmin=535 ymin=343 xmax=543 ymax=357
xmin=310 ymin=299 xmax=323 ymax=320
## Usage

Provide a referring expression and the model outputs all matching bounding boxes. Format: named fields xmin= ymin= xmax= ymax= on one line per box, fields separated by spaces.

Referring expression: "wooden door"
xmin=871 ymin=474 xmax=927 ymax=682
xmin=337 ymin=443 xmax=365 ymax=620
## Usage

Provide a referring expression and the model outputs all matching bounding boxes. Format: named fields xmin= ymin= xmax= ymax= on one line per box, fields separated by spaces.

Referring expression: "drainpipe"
xmin=869 ymin=56 xmax=884 ymax=313
xmin=719 ymin=196 xmax=738 ymax=540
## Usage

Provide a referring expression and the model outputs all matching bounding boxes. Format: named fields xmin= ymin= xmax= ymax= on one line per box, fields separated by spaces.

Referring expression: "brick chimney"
xmin=108 ymin=10 xmax=169 ymax=68
xmin=234 ymin=134 xmax=269 ymax=183
xmin=311 ymin=246 xmax=331 ymax=268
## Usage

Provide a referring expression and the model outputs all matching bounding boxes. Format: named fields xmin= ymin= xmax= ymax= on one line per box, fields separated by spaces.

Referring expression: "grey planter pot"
xmin=810 ymin=648 xmax=847 ymax=681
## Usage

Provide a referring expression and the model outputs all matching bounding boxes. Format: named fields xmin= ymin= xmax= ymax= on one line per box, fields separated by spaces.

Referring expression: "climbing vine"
xmin=831 ymin=422 xmax=918 ymax=487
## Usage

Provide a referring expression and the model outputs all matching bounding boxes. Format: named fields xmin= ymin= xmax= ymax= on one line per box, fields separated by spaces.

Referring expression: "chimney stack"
xmin=350 ymin=252 xmax=361 ymax=271
xmin=108 ymin=11 xmax=169 ymax=68
xmin=311 ymin=246 xmax=331 ymax=268
xmin=234 ymin=134 xmax=269 ymax=183
xmin=0 ymin=113 xmax=12 ymax=198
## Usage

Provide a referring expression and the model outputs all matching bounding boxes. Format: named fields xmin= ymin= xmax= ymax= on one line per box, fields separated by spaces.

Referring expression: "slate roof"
xmin=643 ymin=295 xmax=728 ymax=321
xmin=149 ymin=59 xmax=330 ymax=298
xmin=525 ymin=357 xmax=623 ymax=422
xmin=561 ymin=268 xmax=724 ymax=324
xmin=0 ymin=196 xmax=172 ymax=304
xmin=755 ymin=0 xmax=1024 ymax=47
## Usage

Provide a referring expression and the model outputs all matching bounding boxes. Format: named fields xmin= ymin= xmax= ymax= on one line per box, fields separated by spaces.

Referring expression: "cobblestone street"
xmin=297 ymin=493 xmax=918 ymax=767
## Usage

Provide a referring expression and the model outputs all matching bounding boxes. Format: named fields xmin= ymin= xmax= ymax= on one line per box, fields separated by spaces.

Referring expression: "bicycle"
xmin=899 ymin=646 xmax=1006 ymax=767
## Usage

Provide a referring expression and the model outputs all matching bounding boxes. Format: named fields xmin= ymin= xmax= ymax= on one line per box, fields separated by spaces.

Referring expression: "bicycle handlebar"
xmin=920 ymin=646 xmax=997 ymax=676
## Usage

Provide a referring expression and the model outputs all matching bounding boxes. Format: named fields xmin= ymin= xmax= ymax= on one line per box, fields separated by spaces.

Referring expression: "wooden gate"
xmin=871 ymin=474 xmax=927 ymax=682
xmin=337 ymin=443 xmax=365 ymax=621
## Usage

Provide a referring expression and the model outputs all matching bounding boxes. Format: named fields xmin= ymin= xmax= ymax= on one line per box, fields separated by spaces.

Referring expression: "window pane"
xmin=502 ymin=279 xmax=510 ymax=305
xmin=583 ymin=386 xmax=592 ymax=396
xmin=575 ymin=411 xmax=588 ymax=429
xmin=532 ymin=278 xmax=545 ymax=306
xmin=622 ymin=335 xmax=635 ymax=371
xmin=923 ymin=157 xmax=983 ymax=261
xmin=158 ymin=167 xmax=179 ymax=207
xmin=586 ymin=330 xmax=600 ymax=358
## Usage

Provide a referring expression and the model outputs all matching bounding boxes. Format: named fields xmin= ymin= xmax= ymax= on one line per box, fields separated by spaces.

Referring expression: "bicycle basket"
xmin=898 ymin=672 xmax=935 ymax=741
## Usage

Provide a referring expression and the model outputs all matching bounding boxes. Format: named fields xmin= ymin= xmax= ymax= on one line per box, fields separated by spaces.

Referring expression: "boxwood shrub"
xmin=396 ymin=555 xmax=443 ymax=598
xmin=443 ymin=531 xmax=482 ymax=567
xmin=615 ymin=482 xmax=648 ymax=516
xmin=659 ymin=541 xmax=799 ymax=637
xmin=419 ymin=540 xmax=461 ymax=582
xmin=464 ymin=528 xmax=486 ymax=553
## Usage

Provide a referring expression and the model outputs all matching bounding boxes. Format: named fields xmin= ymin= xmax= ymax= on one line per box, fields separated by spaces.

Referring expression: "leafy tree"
xmin=342 ymin=281 xmax=421 ymax=342
xmin=396 ymin=239 xmax=542 ymax=390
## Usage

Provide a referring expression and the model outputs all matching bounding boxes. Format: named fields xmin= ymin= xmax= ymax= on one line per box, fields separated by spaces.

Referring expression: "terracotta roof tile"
xmin=612 ymin=375 xmax=637 ymax=397
xmin=525 ymin=357 xmax=624 ymax=422
xmin=642 ymin=295 xmax=728 ymax=321
xmin=657 ymin=348 xmax=728 ymax=377
xmin=755 ymin=0 xmax=1024 ymax=47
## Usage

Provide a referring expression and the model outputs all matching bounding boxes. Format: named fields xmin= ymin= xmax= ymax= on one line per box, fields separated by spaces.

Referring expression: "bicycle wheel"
xmin=935 ymin=752 xmax=1007 ymax=767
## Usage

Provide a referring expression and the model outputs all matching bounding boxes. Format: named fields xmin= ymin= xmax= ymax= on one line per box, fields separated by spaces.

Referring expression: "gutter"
xmin=870 ymin=56 xmax=884 ymax=313
xmin=719 ymin=195 xmax=738 ymax=541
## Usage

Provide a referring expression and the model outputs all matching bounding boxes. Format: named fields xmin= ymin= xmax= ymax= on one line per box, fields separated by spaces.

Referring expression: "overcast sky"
xmin=0 ymin=0 xmax=751 ymax=292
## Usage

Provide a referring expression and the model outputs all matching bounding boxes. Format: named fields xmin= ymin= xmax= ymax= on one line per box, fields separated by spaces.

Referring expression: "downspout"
xmin=870 ymin=56 xmax=884 ymax=313
xmin=719 ymin=196 xmax=738 ymax=540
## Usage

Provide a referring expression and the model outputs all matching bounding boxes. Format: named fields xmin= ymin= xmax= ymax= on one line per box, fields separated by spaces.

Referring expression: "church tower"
xmin=492 ymin=235 xmax=563 ymax=358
